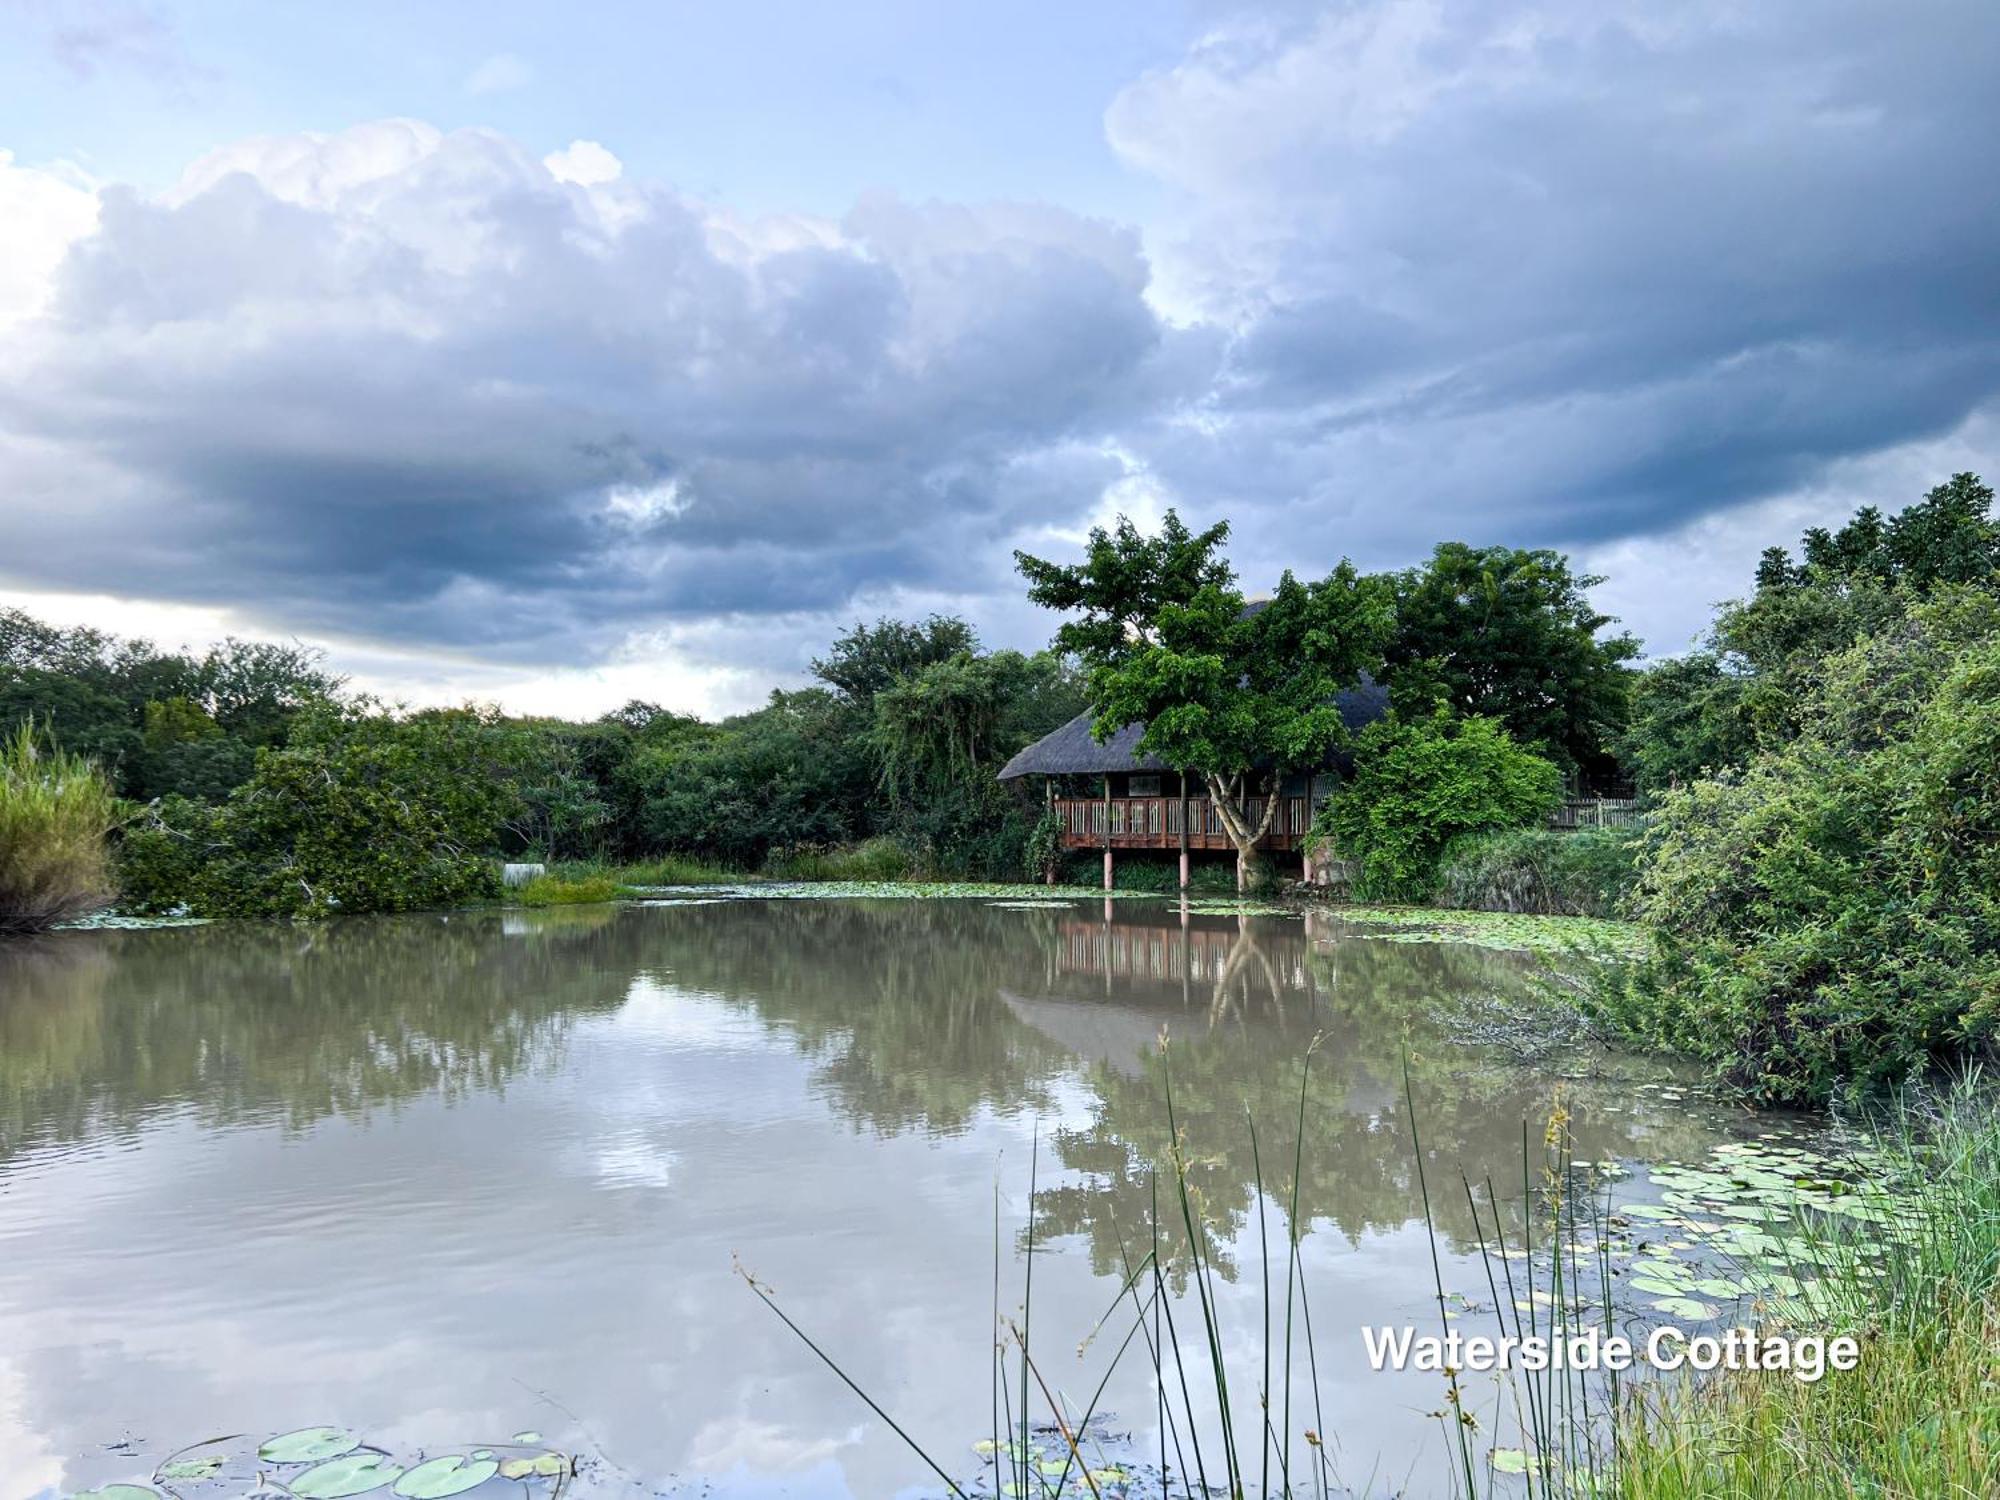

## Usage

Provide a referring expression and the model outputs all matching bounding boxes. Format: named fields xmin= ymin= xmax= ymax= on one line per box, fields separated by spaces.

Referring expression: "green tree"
xmin=118 ymin=706 xmax=519 ymax=917
xmin=1608 ymin=588 xmax=2000 ymax=1103
xmin=1320 ymin=707 xmax=1563 ymax=901
xmin=809 ymin=614 xmax=978 ymax=705
xmin=1017 ymin=511 xmax=1393 ymax=886
xmin=1381 ymin=543 xmax=1637 ymax=783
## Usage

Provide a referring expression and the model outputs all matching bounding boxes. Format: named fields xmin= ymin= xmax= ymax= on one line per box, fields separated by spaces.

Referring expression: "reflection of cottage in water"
xmin=999 ymin=907 xmax=1327 ymax=1076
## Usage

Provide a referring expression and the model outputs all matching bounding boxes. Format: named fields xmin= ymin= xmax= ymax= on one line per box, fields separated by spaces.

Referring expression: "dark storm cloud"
xmin=1109 ymin=0 xmax=2000 ymax=564
xmin=0 ymin=123 xmax=1194 ymax=660
xmin=2 ymin=0 xmax=1997 ymax=680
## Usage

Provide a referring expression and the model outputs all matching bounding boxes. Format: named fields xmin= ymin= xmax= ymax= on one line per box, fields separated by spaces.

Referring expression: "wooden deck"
xmin=1053 ymin=795 xmax=1314 ymax=851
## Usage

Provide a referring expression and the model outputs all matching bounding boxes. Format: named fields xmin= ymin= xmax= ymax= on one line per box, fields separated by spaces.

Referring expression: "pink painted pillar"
xmin=1103 ymin=847 xmax=1114 ymax=891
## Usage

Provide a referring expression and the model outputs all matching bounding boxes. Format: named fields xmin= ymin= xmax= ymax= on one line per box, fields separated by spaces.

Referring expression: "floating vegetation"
xmin=1179 ymin=899 xmax=1298 ymax=917
xmin=67 ymin=1427 xmax=574 ymax=1500
xmin=627 ymin=881 xmax=1168 ymax=902
xmin=1320 ymin=902 xmax=1648 ymax=959
xmin=53 ymin=909 xmax=211 ymax=931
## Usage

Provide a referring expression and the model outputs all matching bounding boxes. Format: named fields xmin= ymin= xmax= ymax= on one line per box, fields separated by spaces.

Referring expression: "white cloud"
xmin=544 ymin=139 xmax=622 ymax=186
xmin=0 ymin=150 xmax=99 ymax=335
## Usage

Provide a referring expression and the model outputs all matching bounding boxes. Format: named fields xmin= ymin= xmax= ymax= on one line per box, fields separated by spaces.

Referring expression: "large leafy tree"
xmin=1381 ymin=543 xmax=1638 ymax=784
xmin=809 ymin=614 xmax=978 ymax=706
xmin=1620 ymin=472 xmax=1999 ymax=791
xmin=1017 ymin=511 xmax=1392 ymax=884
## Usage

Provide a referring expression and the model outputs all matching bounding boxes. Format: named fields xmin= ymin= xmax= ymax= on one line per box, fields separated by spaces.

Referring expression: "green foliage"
xmin=1 ymin=608 xmax=341 ymax=800
xmin=1603 ymin=589 xmax=2000 ymax=1104
xmin=514 ymin=874 xmax=619 ymax=906
xmin=810 ymin=614 xmax=977 ymax=704
xmin=0 ymin=722 xmax=118 ymax=933
xmin=617 ymin=688 xmax=874 ymax=867
xmin=1435 ymin=825 xmax=1641 ymax=917
xmin=1382 ymin=542 xmax=1638 ymax=781
xmin=1320 ymin=708 xmax=1564 ymax=901
xmin=117 ymin=708 xmax=514 ymax=918
xmin=764 ymin=837 xmax=916 ymax=882
xmin=1620 ymin=473 xmax=1999 ymax=793
xmin=1018 ymin=510 xmax=1393 ymax=870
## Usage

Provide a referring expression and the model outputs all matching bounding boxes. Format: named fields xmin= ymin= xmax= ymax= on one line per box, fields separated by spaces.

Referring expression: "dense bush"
xmin=1316 ymin=708 xmax=1563 ymax=901
xmin=1598 ymin=589 xmax=2000 ymax=1103
xmin=1 ymin=608 xmax=340 ymax=800
xmin=764 ymin=837 xmax=915 ymax=881
xmin=118 ymin=708 xmax=515 ymax=918
xmin=0 ymin=723 xmax=118 ymax=933
xmin=515 ymin=874 xmax=620 ymax=906
xmin=1435 ymin=825 xmax=1640 ymax=917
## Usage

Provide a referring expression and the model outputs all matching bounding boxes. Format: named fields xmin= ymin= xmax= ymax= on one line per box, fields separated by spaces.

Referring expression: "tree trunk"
xmin=1203 ymin=769 xmax=1283 ymax=892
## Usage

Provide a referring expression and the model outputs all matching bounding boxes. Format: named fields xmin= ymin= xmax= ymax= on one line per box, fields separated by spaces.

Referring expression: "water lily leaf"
xmin=496 ymin=1456 xmax=564 ymax=1481
xmin=1489 ymin=1449 xmax=1536 ymax=1474
xmin=260 ymin=1429 xmax=361 ymax=1465
xmin=1621 ymin=1204 xmax=1680 ymax=1221
xmin=1689 ymin=1277 xmax=1747 ymax=1298
xmin=393 ymin=1458 xmax=500 ymax=1499
xmin=71 ymin=1486 xmax=160 ymax=1500
xmin=1627 ymin=1276 xmax=1685 ymax=1296
xmin=157 ymin=1457 xmax=226 ymax=1481
xmin=291 ymin=1454 xmax=403 ymax=1499
xmin=508 ymin=1434 xmax=540 ymax=1446
xmin=1650 ymin=1296 xmax=1719 ymax=1320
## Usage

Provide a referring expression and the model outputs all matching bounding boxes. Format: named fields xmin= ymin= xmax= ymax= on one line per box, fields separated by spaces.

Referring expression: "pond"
xmin=0 ymin=894 xmax=1774 ymax=1500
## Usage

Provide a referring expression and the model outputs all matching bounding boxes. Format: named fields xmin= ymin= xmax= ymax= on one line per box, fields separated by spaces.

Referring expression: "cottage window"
xmin=1128 ymin=774 xmax=1162 ymax=796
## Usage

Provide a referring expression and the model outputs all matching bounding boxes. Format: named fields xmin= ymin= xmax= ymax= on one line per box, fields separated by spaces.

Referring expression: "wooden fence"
xmin=1547 ymin=796 xmax=1643 ymax=831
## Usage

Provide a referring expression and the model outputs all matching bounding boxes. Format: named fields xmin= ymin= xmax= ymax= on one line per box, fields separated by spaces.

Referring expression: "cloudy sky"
xmin=2 ymin=0 xmax=1996 ymax=717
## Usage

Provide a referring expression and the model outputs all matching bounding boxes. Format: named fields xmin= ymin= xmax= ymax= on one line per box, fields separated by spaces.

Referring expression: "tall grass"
xmin=763 ymin=837 xmax=916 ymax=882
xmin=0 ymin=722 xmax=118 ymax=934
xmin=1611 ymin=1084 xmax=2000 ymax=1498
xmin=739 ymin=1051 xmax=2000 ymax=1500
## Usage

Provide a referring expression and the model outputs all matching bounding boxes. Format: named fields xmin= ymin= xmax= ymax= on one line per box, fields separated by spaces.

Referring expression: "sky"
xmin=1 ymin=0 xmax=1996 ymax=718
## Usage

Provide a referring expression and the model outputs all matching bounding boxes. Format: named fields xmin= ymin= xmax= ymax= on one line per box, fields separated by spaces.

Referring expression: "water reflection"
xmin=0 ymin=898 xmax=1721 ymax=1500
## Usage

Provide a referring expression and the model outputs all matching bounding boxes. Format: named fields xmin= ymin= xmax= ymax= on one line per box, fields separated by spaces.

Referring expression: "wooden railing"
xmin=1547 ymin=796 xmax=1643 ymax=830
xmin=1053 ymin=795 xmax=1314 ymax=850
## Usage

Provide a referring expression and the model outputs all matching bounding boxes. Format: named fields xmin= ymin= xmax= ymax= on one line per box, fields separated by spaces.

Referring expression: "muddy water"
xmin=0 ymin=896 xmax=1733 ymax=1499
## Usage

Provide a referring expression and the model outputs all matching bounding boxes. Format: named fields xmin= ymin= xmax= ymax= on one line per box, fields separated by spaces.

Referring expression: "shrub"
xmin=1435 ymin=825 xmax=1641 ymax=917
xmin=764 ymin=837 xmax=915 ymax=881
xmin=1317 ymin=707 xmax=1564 ymax=902
xmin=0 ymin=723 xmax=118 ymax=933
xmin=515 ymin=874 xmax=620 ymax=906
xmin=1601 ymin=591 xmax=2000 ymax=1104
xmin=118 ymin=708 xmax=513 ymax=918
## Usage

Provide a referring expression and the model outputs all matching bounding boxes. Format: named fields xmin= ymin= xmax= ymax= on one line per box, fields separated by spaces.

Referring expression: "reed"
xmin=0 ymin=722 xmax=118 ymax=934
xmin=739 ymin=1052 xmax=1999 ymax=1500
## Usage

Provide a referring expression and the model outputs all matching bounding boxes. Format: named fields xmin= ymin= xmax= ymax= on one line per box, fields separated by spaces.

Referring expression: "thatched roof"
xmin=997 ymin=675 xmax=1390 ymax=780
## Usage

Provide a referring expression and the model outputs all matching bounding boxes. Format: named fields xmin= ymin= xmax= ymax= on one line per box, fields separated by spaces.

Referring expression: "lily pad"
xmin=394 ymin=1456 xmax=500 ymax=1499
xmin=291 ymin=1453 xmax=404 ymax=1499
xmin=260 ymin=1429 xmax=361 ymax=1465
xmin=507 ymin=1433 xmax=540 ymax=1446
xmin=157 ymin=1457 xmax=226 ymax=1481
xmin=1490 ymin=1449 xmax=1537 ymax=1474
xmin=72 ymin=1487 xmax=161 ymax=1500
xmin=496 ymin=1456 xmax=564 ymax=1482
xmin=1649 ymin=1296 xmax=1719 ymax=1320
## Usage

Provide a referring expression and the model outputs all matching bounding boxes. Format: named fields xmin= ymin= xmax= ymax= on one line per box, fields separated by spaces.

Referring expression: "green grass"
xmin=763 ymin=837 xmax=916 ymax=882
xmin=545 ymin=854 xmax=749 ymax=889
xmin=1608 ymin=1084 xmax=2000 ymax=1499
xmin=0 ymin=722 xmax=118 ymax=934
xmin=513 ymin=873 xmax=622 ymax=906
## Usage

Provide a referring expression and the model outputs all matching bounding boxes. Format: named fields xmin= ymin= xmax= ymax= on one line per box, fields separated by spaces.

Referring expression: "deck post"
xmin=1045 ymin=779 xmax=1057 ymax=886
xmin=1177 ymin=770 xmax=1190 ymax=891
xmin=1102 ymin=773 xmax=1114 ymax=892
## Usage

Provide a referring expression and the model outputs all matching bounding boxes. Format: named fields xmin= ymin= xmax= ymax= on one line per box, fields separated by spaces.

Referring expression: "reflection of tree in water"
xmin=625 ymin=898 xmax=1080 ymax=1135
xmin=1032 ymin=913 xmax=1723 ymax=1278
xmin=0 ymin=908 xmax=636 ymax=1160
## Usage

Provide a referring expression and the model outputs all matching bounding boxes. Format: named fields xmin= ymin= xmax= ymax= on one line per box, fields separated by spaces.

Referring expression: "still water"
xmin=0 ymin=896 xmax=1736 ymax=1499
